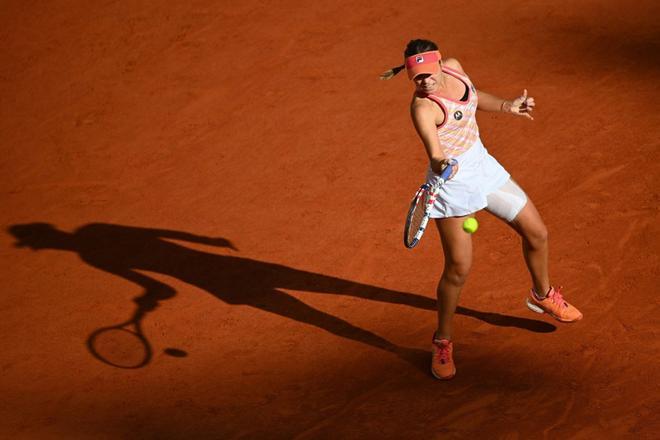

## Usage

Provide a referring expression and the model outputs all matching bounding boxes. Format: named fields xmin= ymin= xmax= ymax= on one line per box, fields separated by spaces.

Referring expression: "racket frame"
xmin=403 ymin=159 xmax=457 ymax=249
xmin=87 ymin=313 xmax=152 ymax=369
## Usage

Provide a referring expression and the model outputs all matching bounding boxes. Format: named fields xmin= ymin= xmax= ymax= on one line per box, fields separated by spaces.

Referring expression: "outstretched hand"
xmin=510 ymin=89 xmax=535 ymax=120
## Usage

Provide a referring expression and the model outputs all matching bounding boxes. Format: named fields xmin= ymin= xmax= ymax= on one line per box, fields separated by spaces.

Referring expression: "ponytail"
xmin=379 ymin=64 xmax=405 ymax=80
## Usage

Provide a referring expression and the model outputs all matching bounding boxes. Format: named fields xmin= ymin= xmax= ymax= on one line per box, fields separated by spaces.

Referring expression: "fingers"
xmin=518 ymin=90 xmax=535 ymax=120
xmin=522 ymin=97 xmax=535 ymax=108
xmin=505 ymin=89 xmax=535 ymax=120
xmin=437 ymin=159 xmax=459 ymax=180
xmin=519 ymin=90 xmax=534 ymax=106
xmin=517 ymin=106 xmax=534 ymax=120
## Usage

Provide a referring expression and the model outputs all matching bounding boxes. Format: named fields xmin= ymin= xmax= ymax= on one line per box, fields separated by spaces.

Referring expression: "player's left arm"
xmin=477 ymin=89 xmax=535 ymax=120
xmin=445 ymin=58 xmax=536 ymax=120
xmin=123 ymin=226 xmax=238 ymax=250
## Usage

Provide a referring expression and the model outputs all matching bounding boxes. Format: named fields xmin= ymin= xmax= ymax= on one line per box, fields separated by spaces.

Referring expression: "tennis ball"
xmin=462 ymin=217 xmax=478 ymax=234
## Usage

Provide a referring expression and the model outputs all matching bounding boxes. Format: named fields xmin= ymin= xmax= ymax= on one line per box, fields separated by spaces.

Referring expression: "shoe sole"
xmin=526 ymin=298 xmax=545 ymax=314
xmin=526 ymin=298 xmax=582 ymax=323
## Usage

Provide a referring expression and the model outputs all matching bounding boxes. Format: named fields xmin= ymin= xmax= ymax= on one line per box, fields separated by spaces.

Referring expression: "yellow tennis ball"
xmin=463 ymin=217 xmax=478 ymax=234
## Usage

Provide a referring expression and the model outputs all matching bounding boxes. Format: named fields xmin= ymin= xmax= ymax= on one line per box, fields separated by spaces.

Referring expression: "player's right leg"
xmin=431 ymin=216 xmax=473 ymax=379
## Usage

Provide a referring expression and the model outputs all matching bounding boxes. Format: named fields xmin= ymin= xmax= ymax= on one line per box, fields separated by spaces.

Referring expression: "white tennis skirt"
xmin=426 ymin=138 xmax=510 ymax=218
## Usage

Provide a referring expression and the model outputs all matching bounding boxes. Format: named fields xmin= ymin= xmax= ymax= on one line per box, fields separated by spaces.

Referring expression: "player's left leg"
xmin=508 ymin=198 xmax=550 ymax=296
xmin=485 ymin=179 xmax=582 ymax=322
xmin=510 ymin=199 xmax=582 ymax=321
xmin=483 ymin=178 xmax=548 ymax=295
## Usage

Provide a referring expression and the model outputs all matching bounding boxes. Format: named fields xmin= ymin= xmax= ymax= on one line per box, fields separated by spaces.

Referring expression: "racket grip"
xmin=439 ymin=158 xmax=457 ymax=180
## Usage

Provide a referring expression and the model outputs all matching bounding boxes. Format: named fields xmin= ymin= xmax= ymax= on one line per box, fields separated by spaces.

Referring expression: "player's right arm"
xmin=410 ymin=98 xmax=454 ymax=176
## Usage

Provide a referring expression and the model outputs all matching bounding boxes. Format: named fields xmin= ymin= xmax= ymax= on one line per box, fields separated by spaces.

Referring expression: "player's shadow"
xmin=7 ymin=223 xmax=555 ymax=370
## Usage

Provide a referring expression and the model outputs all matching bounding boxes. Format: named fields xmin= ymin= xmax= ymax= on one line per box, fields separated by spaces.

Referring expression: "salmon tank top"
xmin=423 ymin=66 xmax=480 ymax=157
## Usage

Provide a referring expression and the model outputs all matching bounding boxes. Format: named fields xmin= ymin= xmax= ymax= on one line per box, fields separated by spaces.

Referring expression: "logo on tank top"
xmin=454 ymin=110 xmax=463 ymax=120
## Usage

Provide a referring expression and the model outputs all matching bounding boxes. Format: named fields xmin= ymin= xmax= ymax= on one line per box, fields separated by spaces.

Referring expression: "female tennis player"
xmin=383 ymin=39 xmax=582 ymax=380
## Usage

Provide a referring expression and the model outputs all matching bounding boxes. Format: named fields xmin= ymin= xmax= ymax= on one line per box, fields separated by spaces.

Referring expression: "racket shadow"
xmin=7 ymin=222 xmax=555 ymax=372
xmin=86 ymin=309 xmax=152 ymax=369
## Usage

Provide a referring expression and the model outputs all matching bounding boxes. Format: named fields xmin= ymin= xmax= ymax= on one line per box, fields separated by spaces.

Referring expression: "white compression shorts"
xmin=484 ymin=178 xmax=528 ymax=222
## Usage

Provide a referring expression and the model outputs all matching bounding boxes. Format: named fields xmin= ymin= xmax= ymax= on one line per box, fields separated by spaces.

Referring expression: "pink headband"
xmin=405 ymin=50 xmax=441 ymax=80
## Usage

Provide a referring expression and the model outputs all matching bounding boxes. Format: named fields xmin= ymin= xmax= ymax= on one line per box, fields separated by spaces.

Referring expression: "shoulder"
xmin=443 ymin=57 xmax=466 ymax=75
xmin=410 ymin=94 xmax=445 ymax=128
xmin=410 ymin=94 xmax=436 ymax=118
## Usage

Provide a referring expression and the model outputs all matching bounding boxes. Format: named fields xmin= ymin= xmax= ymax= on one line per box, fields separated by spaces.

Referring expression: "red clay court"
xmin=1 ymin=1 xmax=659 ymax=438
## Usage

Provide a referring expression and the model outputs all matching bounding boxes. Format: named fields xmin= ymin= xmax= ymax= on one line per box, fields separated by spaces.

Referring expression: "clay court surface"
xmin=2 ymin=1 xmax=659 ymax=438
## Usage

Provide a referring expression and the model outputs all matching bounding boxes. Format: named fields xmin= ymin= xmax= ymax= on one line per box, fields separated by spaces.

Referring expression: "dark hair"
xmin=404 ymin=39 xmax=438 ymax=58
xmin=380 ymin=39 xmax=439 ymax=80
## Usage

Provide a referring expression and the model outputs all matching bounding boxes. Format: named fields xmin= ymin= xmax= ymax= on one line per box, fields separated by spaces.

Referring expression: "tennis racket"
xmin=87 ymin=308 xmax=152 ymax=369
xmin=403 ymin=159 xmax=457 ymax=249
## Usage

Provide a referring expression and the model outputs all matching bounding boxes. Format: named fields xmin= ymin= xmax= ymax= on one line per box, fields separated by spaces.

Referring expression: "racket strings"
xmin=88 ymin=326 xmax=151 ymax=369
xmin=405 ymin=188 xmax=433 ymax=246
xmin=408 ymin=200 xmax=427 ymax=238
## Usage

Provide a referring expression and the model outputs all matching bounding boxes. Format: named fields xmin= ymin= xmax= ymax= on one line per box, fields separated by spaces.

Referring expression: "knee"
xmin=525 ymin=223 xmax=548 ymax=249
xmin=443 ymin=260 xmax=472 ymax=286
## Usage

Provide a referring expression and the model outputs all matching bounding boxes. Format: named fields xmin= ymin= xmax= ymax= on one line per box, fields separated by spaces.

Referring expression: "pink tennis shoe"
xmin=431 ymin=338 xmax=456 ymax=380
xmin=526 ymin=286 xmax=583 ymax=322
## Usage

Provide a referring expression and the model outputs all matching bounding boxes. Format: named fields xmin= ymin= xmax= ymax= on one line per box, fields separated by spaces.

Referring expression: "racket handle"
xmin=439 ymin=158 xmax=457 ymax=181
